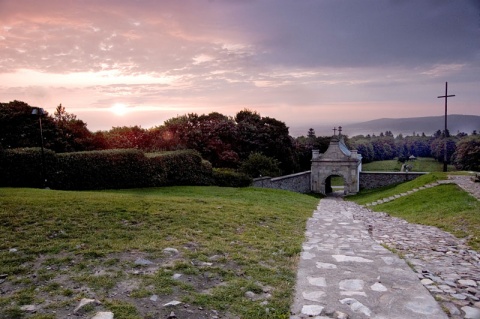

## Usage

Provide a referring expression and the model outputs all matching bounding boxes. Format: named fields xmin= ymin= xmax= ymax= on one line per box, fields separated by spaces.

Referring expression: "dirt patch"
xmin=0 ymin=249 xmax=244 ymax=319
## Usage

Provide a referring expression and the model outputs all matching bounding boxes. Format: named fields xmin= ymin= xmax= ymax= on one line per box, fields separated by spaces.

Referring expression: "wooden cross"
xmin=437 ymin=82 xmax=455 ymax=172
xmin=332 ymin=127 xmax=337 ymax=135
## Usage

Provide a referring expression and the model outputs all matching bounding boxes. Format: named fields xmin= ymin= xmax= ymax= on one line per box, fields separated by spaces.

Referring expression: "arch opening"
xmin=325 ymin=174 xmax=345 ymax=195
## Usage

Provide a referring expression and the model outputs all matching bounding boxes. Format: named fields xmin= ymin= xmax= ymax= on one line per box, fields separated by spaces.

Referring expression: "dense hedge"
xmin=0 ymin=148 xmax=56 ymax=188
xmin=147 ymin=150 xmax=212 ymax=186
xmin=213 ymin=168 xmax=252 ymax=187
xmin=1 ymin=148 xmax=252 ymax=190
xmin=51 ymin=149 xmax=156 ymax=190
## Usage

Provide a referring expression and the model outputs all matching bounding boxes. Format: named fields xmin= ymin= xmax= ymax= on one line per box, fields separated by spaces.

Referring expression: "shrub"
xmin=452 ymin=136 xmax=480 ymax=171
xmin=212 ymin=168 xmax=252 ymax=187
xmin=147 ymin=150 xmax=213 ymax=186
xmin=239 ymin=152 xmax=282 ymax=178
xmin=51 ymin=149 xmax=155 ymax=190
xmin=0 ymin=148 xmax=56 ymax=188
xmin=0 ymin=148 xmax=253 ymax=190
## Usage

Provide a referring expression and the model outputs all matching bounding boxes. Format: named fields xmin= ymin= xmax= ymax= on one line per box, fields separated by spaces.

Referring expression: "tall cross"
xmin=437 ymin=82 xmax=455 ymax=172
xmin=332 ymin=127 xmax=337 ymax=135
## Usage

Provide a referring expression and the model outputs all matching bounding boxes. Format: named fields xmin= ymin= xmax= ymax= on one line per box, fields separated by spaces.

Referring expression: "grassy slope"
xmin=362 ymin=157 xmax=455 ymax=172
xmin=348 ymin=172 xmax=448 ymax=205
xmin=0 ymin=187 xmax=319 ymax=319
xmin=348 ymin=174 xmax=480 ymax=250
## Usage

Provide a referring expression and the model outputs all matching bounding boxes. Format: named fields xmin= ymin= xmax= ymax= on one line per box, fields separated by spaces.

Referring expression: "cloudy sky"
xmin=1 ymin=0 xmax=479 ymax=134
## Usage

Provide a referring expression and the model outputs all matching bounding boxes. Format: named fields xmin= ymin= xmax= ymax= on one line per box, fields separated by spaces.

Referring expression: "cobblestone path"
xmin=291 ymin=176 xmax=480 ymax=319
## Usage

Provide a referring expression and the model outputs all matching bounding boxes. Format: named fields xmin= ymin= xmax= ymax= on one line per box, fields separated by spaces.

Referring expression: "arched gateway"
xmin=311 ymin=130 xmax=362 ymax=195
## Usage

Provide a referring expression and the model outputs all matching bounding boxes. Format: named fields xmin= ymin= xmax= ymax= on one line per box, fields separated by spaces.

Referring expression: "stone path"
xmin=291 ymin=176 xmax=480 ymax=319
xmin=447 ymin=175 xmax=480 ymax=200
xmin=290 ymin=197 xmax=448 ymax=319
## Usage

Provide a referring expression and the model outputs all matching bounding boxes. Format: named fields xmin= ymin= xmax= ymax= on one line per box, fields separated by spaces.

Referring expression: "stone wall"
xmin=360 ymin=172 xmax=427 ymax=190
xmin=253 ymin=171 xmax=428 ymax=193
xmin=252 ymin=171 xmax=311 ymax=193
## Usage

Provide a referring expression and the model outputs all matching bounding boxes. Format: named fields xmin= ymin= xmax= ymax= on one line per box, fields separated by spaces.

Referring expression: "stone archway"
xmin=324 ymin=174 xmax=346 ymax=194
xmin=311 ymin=133 xmax=362 ymax=196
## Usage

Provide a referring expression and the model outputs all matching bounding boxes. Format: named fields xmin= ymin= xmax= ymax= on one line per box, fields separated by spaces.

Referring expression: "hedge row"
xmin=0 ymin=147 xmax=56 ymax=188
xmin=0 ymin=148 xmax=252 ymax=190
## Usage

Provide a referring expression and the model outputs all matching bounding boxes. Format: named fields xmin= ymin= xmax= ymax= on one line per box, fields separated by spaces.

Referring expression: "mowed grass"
xmin=347 ymin=172 xmax=448 ymax=205
xmin=348 ymin=174 xmax=480 ymax=251
xmin=0 ymin=186 xmax=319 ymax=319
xmin=362 ymin=157 xmax=455 ymax=172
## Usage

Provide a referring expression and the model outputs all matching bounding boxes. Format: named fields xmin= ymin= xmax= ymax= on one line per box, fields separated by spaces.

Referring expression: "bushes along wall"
xmin=1 ymin=148 xmax=251 ymax=190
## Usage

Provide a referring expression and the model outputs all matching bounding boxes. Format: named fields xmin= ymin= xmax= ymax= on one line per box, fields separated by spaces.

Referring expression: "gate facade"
xmin=311 ymin=133 xmax=362 ymax=195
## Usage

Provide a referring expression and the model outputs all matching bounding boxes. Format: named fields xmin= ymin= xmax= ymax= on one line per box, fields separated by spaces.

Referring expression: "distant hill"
xmin=292 ymin=115 xmax=480 ymax=137
xmin=345 ymin=115 xmax=480 ymax=136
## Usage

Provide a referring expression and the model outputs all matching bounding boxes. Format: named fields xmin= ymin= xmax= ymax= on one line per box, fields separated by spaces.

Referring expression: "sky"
xmin=1 ymin=0 xmax=479 ymax=135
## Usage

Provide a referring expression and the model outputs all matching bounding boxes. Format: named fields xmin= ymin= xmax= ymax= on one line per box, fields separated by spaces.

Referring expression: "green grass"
xmin=331 ymin=176 xmax=344 ymax=187
xmin=348 ymin=175 xmax=480 ymax=251
xmin=362 ymin=157 xmax=455 ymax=172
xmin=0 ymin=186 xmax=319 ymax=318
xmin=347 ymin=172 xmax=448 ymax=205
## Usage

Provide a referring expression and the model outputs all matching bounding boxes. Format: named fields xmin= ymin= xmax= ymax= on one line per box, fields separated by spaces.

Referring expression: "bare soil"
xmin=1 ymin=248 xmax=245 ymax=319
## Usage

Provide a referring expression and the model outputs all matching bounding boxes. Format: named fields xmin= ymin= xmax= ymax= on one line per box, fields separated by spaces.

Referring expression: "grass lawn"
xmin=362 ymin=157 xmax=456 ymax=172
xmin=0 ymin=187 xmax=319 ymax=319
xmin=347 ymin=172 xmax=448 ymax=205
xmin=347 ymin=174 xmax=480 ymax=251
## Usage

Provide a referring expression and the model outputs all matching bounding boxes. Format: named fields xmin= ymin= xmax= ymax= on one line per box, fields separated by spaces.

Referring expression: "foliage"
xmin=52 ymin=149 xmax=156 ymax=190
xmin=430 ymin=137 xmax=457 ymax=164
xmin=348 ymin=130 xmax=473 ymax=167
xmin=212 ymin=168 xmax=252 ymax=187
xmin=349 ymin=135 xmax=396 ymax=162
xmin=150 ymin=109 xmax=298 ymax=173
xmin=52 ymin=104 xmax=98 ymax=152
xmin=3 ymin=100 xmax=477 ymax=177
xmin=397 ymin=135 xmax=431 ymax=159
xmin=100 ymin=125 xmax=152 ymax=150
xmin=362 ymin=157 xmax=455 ymax=172
xmin=0 ymin=101 xmax=56 ymax=150
xmin=0 ymin=148 xmax=56 ymax=188
xmin=1 ymin=147 xmax=258 ymax=190
xmin=0 ymin=187 xmax=319 ymax=318
xmin=148 ymin=150 xmax=213 ymax=186
xmin=239 ymin=152 xmax=282 ymax=178
xmin=452 ymin=136 xmax=480 ymax=171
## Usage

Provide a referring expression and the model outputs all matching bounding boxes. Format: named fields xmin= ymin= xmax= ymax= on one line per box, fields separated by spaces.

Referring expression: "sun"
xmin=110 ymin=103 xmax=128 ymax=116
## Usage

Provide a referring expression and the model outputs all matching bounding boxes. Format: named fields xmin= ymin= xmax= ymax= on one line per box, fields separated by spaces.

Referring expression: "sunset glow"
xmin=0 ymin=0 xmax=479 ymax=134
xmin=110 ymin=103 xmax=128 ymax=116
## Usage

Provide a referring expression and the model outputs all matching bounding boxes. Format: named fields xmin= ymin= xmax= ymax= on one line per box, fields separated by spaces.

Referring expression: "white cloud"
xmin=421 ymin=64 xmax=466 ymax=78
xmin=0 ymin=0 xmax=479 ymax=132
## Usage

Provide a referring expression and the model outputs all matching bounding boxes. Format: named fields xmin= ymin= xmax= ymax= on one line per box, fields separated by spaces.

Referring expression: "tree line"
xmin=340 ymin=130 xmax=479 ymax=171
xmin=1 ymin=100 xmax=479 ymax=175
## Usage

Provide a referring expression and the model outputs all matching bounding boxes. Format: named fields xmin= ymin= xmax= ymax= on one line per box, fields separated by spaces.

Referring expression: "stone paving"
xmin=291 ymin=176 xmax=480 ymax=319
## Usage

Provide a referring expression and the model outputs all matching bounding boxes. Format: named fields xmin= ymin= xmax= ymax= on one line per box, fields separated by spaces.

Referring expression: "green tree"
xmin=306 ymin=128 xmax=316 ymax=146
xmin=0 ymin=100 xmax=56 ymax=150
xmin=235 ymin=109 xmax=295 ymax=174
xmin=452 ymin=136 xmax=480 ymax=171
xmin=239 ymin=152 xmax=282 ymax=178
xmin=430 ymin=137 xmax=457 ymax=164
xmin=52 ymin=104 xmax=97 ymax=152
xmin=102 ymin=126 xmax=150 ymax=149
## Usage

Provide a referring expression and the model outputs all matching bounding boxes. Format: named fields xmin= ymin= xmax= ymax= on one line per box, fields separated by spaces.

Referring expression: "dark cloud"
xmin=2 ymin=0 xmax=478 ymax=73
xmin=224 ymin=0 xmax=480 ymax=68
